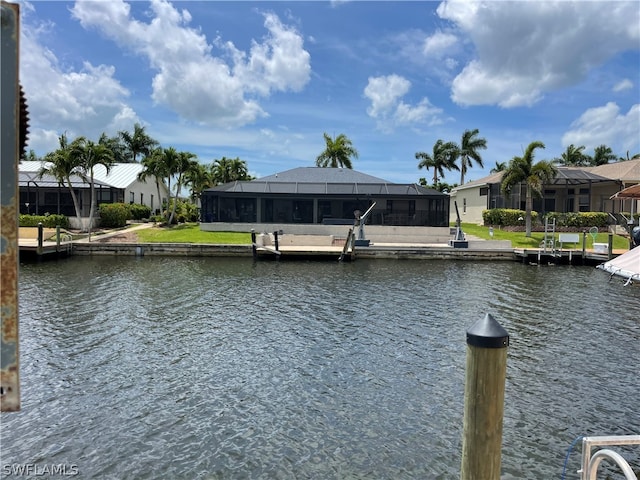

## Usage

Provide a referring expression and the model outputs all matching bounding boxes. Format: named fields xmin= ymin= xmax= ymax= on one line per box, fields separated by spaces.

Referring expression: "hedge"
xmin=19 ymin=214 xmax=69 ymax=229
xmin=482 ymin=209 xmax=610 ymax=228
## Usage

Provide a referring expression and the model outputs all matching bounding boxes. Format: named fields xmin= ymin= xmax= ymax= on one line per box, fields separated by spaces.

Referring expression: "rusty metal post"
xmin=1 ymin=1 xmax=21 ymax=411
xmin=460 ymin=314 xmax=509 ymax=480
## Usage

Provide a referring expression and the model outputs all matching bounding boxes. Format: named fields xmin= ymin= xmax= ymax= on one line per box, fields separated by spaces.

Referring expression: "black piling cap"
xmin=467 ymin=313 xmax=509 ymax=348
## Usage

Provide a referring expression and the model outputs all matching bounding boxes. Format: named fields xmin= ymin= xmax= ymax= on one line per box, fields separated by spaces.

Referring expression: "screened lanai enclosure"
xmin=201 ymin=168 xmax=449 ymax=227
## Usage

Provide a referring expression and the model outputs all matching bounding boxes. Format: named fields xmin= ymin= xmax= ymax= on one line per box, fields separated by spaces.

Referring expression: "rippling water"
xmin=3 ymin=257 xmax=639 ymax=479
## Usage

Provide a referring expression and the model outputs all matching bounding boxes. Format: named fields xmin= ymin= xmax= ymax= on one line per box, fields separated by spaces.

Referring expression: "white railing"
xmin=580 ymin=435 xmax=640 ymax=480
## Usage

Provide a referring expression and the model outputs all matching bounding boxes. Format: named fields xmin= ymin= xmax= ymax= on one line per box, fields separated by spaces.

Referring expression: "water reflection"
xmin=5 ymin=257 xmax=639 ymax=478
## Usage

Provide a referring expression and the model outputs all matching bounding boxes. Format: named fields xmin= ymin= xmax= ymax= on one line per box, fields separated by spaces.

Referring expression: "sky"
xmin=17 ymin=0 xmax=640 ymax=185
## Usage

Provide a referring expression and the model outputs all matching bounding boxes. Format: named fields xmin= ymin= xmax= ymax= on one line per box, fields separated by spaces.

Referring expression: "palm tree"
xmin=70 ymin=135 xmax=115 ymax=232
xmin=139 ymin=147 xmax=170 ymax=216
xmin=119 ymin=123 xmax=158 ymax=163
xmin=556 ymin=144 xmax=588 ymax=166
xmin=316 ymin=133 xmax=358 ymax=169
xmin=168 ymin=151 xmax=197 ymax=224
xmin=184 ymin=162 xmax=213 ymax=203
xmin=453 ymin=129 xmax=487 ymax=185
xmin=501 ymin=141 xmax=557 ymax=237
xmin=415 ymin=139 xmax=459 ymax=188
xmin=490 ymin=161 xmax=507 ymax=173
xmin=590 ymin=145 xmax=617 ymax=166
xmin=40 ymin=133 xmax=83 ymax=220
xmin=210 ymin=157 xmax=252 ymax=185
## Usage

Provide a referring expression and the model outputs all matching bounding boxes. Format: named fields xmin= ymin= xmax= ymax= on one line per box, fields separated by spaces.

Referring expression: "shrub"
xmin=128 ymin=203 xmax=151 ymax=220
xmin=99 ymin=203 xmax=129 ymax=228
xmin=19 ymin=214 xmax=69 ymax=229
xmin=482 ymin=209 xmax=535 ymax=226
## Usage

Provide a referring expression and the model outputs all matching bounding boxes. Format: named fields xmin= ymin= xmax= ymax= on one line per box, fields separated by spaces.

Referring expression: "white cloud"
xmin=71 ymin=0 xmax=311 ymax=127
xmin=437 ymin=0 xmax=640 ymax=107
xmin=562 ymin=102 xmax=640 ymax=152
xmin=364 ymin=75 xmax=443 ymax=132
xmin=423 ymin=30 xmax=458 ymax=57
xmin=613 ymin=78 xmax=634 ymax=93
xmin=20 ymin=20 xmax=136 ymax=154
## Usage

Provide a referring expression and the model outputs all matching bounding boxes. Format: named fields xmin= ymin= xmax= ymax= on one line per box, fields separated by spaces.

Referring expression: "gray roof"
xmin=453 ymin=166 xmax=615 ymax=192
xmin=208 ymin=167 xmax=444 ymax=196
xmin=259 ymin=167 xmax=389 ymax=183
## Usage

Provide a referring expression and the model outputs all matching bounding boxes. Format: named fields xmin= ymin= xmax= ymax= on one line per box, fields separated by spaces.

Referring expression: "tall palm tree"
xmin=168 ymin=151 xmax=197 ymax=224
xmin=139 ymin=147 xmax=170 ymax=216
xmin=316 ymin=133 xmax=358 ymax=169
xmin=210 ymin=157 xmax=252 ymax=185
xmin=184 ymin=162 xmax=213 ymax=203
xmin=70 ymin=135 xmax=115 ymax=232
xmin=40 ymin=133 xmax=83 ymax=220
xmin=415 ymin=139 xmax=459 ymax=188
xmin=591 ymin=144 xmax=617 ymax=166
xmin=501 ymin=141 xmax=557 ymax=237
xmin=454 ymin=129 xmax=487 ymax=185
xmin=556 ymin=144 xmax=588 ymax=166
xmin=119 ymin=123 xmax=158 ymax=163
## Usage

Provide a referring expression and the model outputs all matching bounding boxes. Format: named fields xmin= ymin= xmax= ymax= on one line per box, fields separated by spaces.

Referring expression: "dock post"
xmin=607 ymin=233 xmax=613 ymax=260
xmin=37 ymin=222 xmax=44 ymax=256
xmin=461 ymin=314 xmax=509 ymax=480
xmin=582 ymin=231 xmax=587 ymax=265
xmin=251 ymin=229 xmax=257 ymax=260
xmin=273 ymin=230 xmax=279 ymax=252
xmin=56 ymin=225 xmax=61 ymax=252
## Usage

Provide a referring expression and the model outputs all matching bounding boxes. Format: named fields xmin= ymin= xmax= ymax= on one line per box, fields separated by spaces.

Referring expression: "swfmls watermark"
xmin=1 ymin=464 xmax=79 ymax=477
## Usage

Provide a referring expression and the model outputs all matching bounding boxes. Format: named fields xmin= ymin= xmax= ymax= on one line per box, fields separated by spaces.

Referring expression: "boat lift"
xmin=353 ymin=202 xmax=376 ymax=247
xmin=449 ymin=201 xmax=468 ymax=248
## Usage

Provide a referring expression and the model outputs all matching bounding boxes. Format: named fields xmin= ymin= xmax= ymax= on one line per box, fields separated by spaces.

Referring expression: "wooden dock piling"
xmin=461 ymin=314 xmax=509 ymax=480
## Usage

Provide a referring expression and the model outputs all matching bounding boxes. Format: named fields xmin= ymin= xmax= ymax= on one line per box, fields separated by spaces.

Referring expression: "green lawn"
xmin=131 ymin=221 xmax=631 ymax=250
xmin=460 ymin=223 xmax=631 ymax=250
xmin=136 ymin=223 xmax=251 ymax=244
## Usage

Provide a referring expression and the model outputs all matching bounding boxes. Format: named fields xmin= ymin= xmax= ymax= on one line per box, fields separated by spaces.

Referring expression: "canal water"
xmin=3 ymin=257 xmax=639 ymax=479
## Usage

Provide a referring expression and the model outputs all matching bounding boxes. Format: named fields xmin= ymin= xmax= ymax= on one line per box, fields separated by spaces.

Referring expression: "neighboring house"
xmin=19 ymin=161 xmax=169 ymax=218
xmin=201 ymin=167 xmax=450 ymax=227
xmin=449 ymin=159 xmax=640 ymax=224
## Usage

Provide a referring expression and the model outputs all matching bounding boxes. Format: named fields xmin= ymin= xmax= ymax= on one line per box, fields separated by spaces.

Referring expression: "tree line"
xmin=26 ymin=122 xmax=637 ymax=236
xmin=33 ymin=123 xmax=254 ymax=229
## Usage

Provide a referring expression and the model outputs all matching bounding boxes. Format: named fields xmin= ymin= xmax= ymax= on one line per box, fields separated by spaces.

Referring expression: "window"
xmin=140 ymin=193 xmax=144 ymax=205
xmin=463 ymin=198 xmax=467 ymax=213
xmin=151 ymin=195 xmax=154 ymax=211
xmin=479 ymin=187 xmax=488 ymax=196
xmin=129 ymin=191 xmax=135 ymax=203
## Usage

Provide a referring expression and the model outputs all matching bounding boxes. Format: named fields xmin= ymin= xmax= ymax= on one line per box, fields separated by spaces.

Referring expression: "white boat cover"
xmin=597 ymin=246 xmax=640 ymax=285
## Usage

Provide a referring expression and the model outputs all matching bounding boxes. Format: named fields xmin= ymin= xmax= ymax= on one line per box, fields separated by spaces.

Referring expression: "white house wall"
xmin=449 ymin=187 xmax=486 ymax=225
xmin=125 ymin=179 xmax=169 ymax=213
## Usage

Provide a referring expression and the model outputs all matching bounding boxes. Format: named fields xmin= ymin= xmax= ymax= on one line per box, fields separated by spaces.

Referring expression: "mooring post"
xmin=582 ymin=230 xmax=587 ymax=265
xmin=37 ymin=222 xmax=44 ymax=255
xmin=251 ymin=229 xmax=257 ymax=260
xmin=607 ymin=233 xmax=613 ymax=260
xmin=461 ymin=313 xmax=509 ymax=480
xmin=273 ymin=230 xmax=279 ymax=251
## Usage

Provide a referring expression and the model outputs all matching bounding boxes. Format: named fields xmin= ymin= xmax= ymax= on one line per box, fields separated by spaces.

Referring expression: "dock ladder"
xmin=541 ymin=217 xmax=556 ymax=253
xmin=578 ymin=435 xmax=639 ymax=480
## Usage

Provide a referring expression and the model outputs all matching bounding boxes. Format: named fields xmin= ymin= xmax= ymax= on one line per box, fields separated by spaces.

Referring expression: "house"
xmin=201 ymin=167 xmax=450 ymax=228
xmin=19 ymin=161 xmax=169 ymax=226
xmin=448 ymin=160 xmax=640 ymax=224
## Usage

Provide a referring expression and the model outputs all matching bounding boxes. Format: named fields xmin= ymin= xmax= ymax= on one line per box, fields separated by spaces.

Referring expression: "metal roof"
xmin=19 ymin=161 xmax=147 ymax=189
xmin=19 ymin=171 xmax=110 ymax=189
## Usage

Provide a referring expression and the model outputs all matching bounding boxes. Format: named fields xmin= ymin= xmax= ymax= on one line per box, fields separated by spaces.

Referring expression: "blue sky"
xmin=19 ymin=0 xmax=640 ymax=184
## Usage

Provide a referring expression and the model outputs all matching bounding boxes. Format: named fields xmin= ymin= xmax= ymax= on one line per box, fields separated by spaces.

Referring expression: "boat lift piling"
xmin=461 ymin=314 xmax=509 ymax=480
